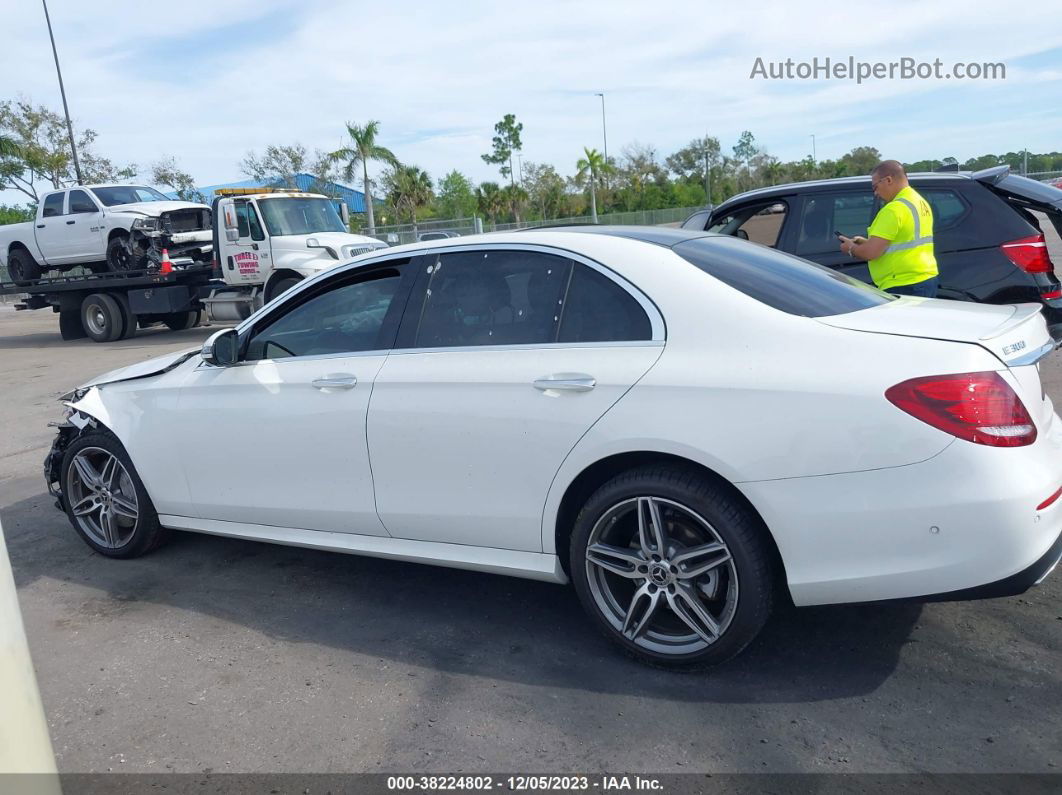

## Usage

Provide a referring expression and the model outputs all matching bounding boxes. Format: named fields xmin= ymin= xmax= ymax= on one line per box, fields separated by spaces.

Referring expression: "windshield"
xmin=258 ymin=197 xmax=346 ymax=236
xmin=90 ymin=186 xmax=171 ymax=206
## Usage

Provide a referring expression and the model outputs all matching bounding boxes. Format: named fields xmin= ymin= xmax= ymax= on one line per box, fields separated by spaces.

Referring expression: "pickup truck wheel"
xmin=163 ymin=310 xmax=200 ymax=331
xmin=105 ymin=237 xmax=135 ymax=272
xmin=81 ymin=293 xmax=124 ymax=343
xmin=59 ymin=310 xmax=87 ymax=341
xmin=7 ymin=248 xmax=42 ymax=285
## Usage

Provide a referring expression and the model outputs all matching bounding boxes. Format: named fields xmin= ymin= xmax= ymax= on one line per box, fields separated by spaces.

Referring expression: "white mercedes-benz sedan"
xmin=46 ymin=228 xmax=1062 ymax=668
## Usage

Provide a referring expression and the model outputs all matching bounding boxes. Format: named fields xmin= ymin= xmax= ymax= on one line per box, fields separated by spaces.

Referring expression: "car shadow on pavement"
xmin=3 ymin=488 xmax=920 ymax=704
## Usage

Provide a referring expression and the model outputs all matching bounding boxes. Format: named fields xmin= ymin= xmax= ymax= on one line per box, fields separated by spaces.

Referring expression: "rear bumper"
xmin=740 ymin=414 xmax=1062 ymax=606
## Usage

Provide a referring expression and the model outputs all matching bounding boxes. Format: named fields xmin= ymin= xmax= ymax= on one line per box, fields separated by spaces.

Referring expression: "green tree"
xmin=732 ymin=131 xmax=757 ymax=189
xmin=840 ymin=146 xmax=881 ymax=176
xmin=576 ymin=147 xmax=610 ymax=222
xmin=0 ymin=204 xmax=33 ymax=224
xmin=150 ymin=156 xmax=205 ymax=203
xmin=501 ymin=183 xmax=529 ymax=224
xmin=329 ymin=120 xmax=399 ymax=235
xmin=481 ymin=114 xmax=523 ymax=187
xmin=521 ymin=162 xmax=566 ymax=220
xmin=239 ymin=143 xmax=307 ymax=188
xmin=475 ymin=181 xmax=505 ymax=226
xmin=665 ymin=136 xmax=722 ymax=198
xmin=435 ymin=170 xmax=477 ymax=218
xmin=383 ymin=164 xmax=433 ymax=228
xmin=0 ymin=99 xmax=135 ymax=202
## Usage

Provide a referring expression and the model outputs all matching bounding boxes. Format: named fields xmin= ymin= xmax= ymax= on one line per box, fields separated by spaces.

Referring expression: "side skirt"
xmin=158 ymin=515 xmax=570 ymax=585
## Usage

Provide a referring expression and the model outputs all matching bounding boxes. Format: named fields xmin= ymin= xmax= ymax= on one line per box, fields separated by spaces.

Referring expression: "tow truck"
xmin=0 ymin=188 xmax=387 ymax=342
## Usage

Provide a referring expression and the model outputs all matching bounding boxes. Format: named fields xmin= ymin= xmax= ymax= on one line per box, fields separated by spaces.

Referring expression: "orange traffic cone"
xmin=159 ymin=248 xmax=173 ymax=275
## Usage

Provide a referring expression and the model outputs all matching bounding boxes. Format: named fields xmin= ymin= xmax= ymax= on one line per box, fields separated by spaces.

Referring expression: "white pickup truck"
xmin=0 ymin=187 xmax=389 ymax=342
xmin=0 ymin=184 xmax=213 ymax=283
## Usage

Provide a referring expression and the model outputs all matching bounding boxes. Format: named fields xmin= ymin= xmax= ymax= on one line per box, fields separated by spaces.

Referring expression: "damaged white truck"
xmin=0 ymin=186 xmax=387 ymax=341
xmin=0 ymin=184 xmax=213 ymax=283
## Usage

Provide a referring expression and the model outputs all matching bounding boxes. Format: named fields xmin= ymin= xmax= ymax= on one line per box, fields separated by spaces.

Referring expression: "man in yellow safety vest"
xmin=838 ymin=160 xmax=939 ymax=297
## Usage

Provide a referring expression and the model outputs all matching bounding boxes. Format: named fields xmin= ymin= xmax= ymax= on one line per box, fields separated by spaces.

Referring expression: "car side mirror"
xmin=735 ymin=229 xmax=750 ymax=240
xmin=225 ymin=228 xmax=239 ymax=243
xmin=201 ymin=328 xmax=239 ymax=367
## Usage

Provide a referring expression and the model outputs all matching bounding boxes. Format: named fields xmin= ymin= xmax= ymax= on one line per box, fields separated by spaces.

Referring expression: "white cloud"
xmin=2 ymin=0 xmax=1060 ymax=205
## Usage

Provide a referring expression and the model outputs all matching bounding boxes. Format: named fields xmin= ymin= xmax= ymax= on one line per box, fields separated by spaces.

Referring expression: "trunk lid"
xmin=819 ymin=298 xmax=1057 ymax=428
xmin=972 ymin=166 xmax=1062 ymax=238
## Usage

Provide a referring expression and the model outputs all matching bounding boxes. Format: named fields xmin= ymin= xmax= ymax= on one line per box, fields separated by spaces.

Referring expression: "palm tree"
xmin=384 ymin=164 xmax=434 ymax=233
xmin=576 ymin=147 xmax=607 ymax=223
xmin=329 ymin=120 xmax=398 ymax=236
xmin=475 ymin=182 xmax=504 ymax=228
xmin=501 ymin=183 xmax=529 ymax=225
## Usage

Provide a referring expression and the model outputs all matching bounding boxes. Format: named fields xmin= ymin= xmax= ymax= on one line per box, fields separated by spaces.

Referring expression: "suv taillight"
xmin=885 ymin=372 xmax=1036 ymax=447
xmin=1001 ymin=234 xmax=1051 ymax=273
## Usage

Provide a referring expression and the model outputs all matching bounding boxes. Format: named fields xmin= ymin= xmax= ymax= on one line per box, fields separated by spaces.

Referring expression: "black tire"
xmin=113 ymin=292 xmax=138 ymax=340
xmin=80 ymin=293 xmax=124 ymax=343
xmin=60 ymin=430 xmax=170 ymax=558
xmin=269 ymin=277 xmax=300 ymax=301
xmin=7 ymin=248 xmax=42 ymax=285
xmin=569 ymin=465 xmax=774 ymax=670
xmin=59 ymin=309 xmax=87 ymax=340
xmin=105 ymin=236 xmax=135 ymax=272
xmin=163 ymin=310 xmax=201 ymax=331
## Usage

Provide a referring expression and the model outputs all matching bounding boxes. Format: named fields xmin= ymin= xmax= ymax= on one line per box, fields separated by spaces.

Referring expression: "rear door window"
xmin=920 ymin=189 xmax=969 ymax=230
xmin=794 ymin=193 xmax=876 ymax=256
xmin=558 ymin=264 xmax=652 ymax=343
xmin=68 ymin=190 xmax=98 ymax=214
xmin=411 ymin=250 xmax=572 ymax=348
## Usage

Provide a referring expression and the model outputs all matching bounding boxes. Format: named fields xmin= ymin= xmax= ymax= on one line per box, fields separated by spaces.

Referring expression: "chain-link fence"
xmin=366 ymin=206 xmax=705 ymax=246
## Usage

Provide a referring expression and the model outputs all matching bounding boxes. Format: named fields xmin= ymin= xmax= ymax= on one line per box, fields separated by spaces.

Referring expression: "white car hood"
xmin=271 ymin=232 xmax=385 ymax=256
xmin=77 ymin=347 xmax=200 ymax=390
xmin=107 ymin=201 xmax=209 ymax=216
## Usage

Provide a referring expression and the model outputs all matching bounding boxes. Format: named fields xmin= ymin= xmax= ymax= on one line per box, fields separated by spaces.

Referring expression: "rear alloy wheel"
xmin=571 ymin=467 xmax=774 ymax=669
xmin=80 ymin=293 xmax=124 ymax=343
xmin=61 ymin=432 xmax=169 ymax=558
xmin=7 ymin=248 xmax=42 ymax=285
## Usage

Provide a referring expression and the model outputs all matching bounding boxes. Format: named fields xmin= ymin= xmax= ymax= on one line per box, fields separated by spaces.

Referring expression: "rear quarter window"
xmin=911 ymin=181 xmax=1035 ymax=252
xmin=673 ymin=235 xmax=894 ymax=317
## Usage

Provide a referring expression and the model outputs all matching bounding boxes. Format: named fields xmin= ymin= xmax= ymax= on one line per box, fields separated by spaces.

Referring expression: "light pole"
xmin=42 ymin=0 xmax=82 ymax=184
xmin=809 ymin=134 xmax=817 ymax=165
xmin=703 ymin=135 xmax=712 ymax=208
xmin=595 ymin=92 xmax=609 ymax=179
xmin=516 ymin=153 xmax=524 ymax=187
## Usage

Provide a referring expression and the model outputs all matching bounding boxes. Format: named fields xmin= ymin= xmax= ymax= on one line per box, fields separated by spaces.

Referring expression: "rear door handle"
xmin=36 ymin=224 xmax=45 ymax=228
xmin=66 ymin=220 xmax=75 ymax=225
xmin=311 ymin=374 xmax=357 ymax=390
xmin=533 ymin=373 xmax=596 ymax=392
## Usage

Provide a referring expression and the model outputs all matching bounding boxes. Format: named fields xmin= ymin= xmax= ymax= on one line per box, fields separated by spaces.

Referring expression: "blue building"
xmin=172 ymin=174 xmax=382 ymax=214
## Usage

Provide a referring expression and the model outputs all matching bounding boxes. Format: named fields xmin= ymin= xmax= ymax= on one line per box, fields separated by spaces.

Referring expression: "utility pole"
xmin=517 ymin=153 xmax=524 ymax=187
xmin=42 ymin=0 xmax=82 ymax=184
xmin=810 ymin=134 xmax=816 ymax=165
xmin=1023 ymin=148 xmax=1028 ymax=176
xmin=595 ymin=93 xmax=609 ymax=187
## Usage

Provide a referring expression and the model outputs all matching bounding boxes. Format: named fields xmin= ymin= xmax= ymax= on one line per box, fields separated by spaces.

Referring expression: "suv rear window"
xmin=673 ymin=235 xmax=894 ymax=317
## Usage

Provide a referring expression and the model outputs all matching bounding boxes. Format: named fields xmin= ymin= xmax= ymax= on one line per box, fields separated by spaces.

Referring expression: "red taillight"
xmin=1042 ymin=289 xmax=1062 ymax=300
xmin=1037 ymin=485 xmax=1062 ymax=511
xmin=1001 ymin=234 xmax=1051 ymax=273
xmin=885 ymin=372 xmax=1037 ymax=447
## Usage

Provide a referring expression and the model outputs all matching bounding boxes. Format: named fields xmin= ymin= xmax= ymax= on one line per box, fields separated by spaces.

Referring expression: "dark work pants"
xmin=886 ymin=276 xmax=939 ymax=298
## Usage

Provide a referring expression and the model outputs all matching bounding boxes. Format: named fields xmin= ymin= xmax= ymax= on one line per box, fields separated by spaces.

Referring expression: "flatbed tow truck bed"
xmin=0 ymin=265 xmax=221 ymax=342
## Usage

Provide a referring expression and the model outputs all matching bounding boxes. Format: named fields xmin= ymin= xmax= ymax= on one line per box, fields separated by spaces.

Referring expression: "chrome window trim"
xmin=236 ymin=242 xmax=667 ymax=343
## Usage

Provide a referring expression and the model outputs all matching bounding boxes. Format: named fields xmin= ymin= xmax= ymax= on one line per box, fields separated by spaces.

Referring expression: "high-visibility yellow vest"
xmin=866 ymin=186 xmax=939 ymax=290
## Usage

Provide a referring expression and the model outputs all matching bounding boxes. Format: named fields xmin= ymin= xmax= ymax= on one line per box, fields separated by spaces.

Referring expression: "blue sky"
xmin=2 ymin=0 xmax=1061 ymax=205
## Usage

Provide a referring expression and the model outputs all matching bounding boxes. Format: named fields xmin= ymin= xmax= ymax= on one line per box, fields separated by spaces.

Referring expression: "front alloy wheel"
xmin=67 ymin=447 xmax=140 ymax=549
xmin=571 ymin=466 xmax=774 ymax=669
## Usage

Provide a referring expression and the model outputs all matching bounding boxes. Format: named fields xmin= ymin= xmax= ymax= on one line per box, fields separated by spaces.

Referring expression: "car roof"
xmin=716 ymin=172 xmax=977 ymax=206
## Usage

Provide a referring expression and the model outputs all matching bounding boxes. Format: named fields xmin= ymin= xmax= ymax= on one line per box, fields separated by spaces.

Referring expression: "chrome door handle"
xmin=533 ymin=373 xmax=596 ymax=392
xmin=311 ymin=374 xmax=357 ymax=390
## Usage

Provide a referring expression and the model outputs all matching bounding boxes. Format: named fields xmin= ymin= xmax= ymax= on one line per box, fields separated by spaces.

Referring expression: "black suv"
xmin=682 ymin=166 xmax=1062 ymax=327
